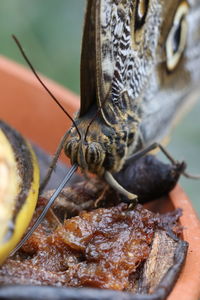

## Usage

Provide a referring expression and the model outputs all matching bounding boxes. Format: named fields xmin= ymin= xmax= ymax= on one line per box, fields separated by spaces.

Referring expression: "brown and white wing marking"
xmin=96 ymin=0 xmax=137 ymax=122
xmin=95 ymin=0 xmax=164 ymax=126
xmin=80 ymin=0 xmax=164 ymax=125
xmin=80 ymin=0 xmax=145 ymax=124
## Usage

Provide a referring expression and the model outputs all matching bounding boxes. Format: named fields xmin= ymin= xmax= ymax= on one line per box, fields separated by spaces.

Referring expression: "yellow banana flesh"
xmin=0 ymin=121 xmax=40 ymax=265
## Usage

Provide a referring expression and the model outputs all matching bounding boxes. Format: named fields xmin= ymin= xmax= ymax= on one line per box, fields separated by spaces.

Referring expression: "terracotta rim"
xmin=168 ymin=186 xmax=200 ymax=300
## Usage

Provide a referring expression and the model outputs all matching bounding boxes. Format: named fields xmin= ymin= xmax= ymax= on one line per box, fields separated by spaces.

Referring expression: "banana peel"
xmin=0 ymin=120 xmax=40 ymax=264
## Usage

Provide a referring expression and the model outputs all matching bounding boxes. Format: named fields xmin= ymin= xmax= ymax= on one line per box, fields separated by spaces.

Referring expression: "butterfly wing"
xmin=79 ymin=0 xmax=97 ymax=117
xmin=80 ymin=1 xmax=140 ymax=125
xmin=139 ymin=0 xmax=200 ymax=146
xmin=80 ymin=0 xmax=200 ymax=147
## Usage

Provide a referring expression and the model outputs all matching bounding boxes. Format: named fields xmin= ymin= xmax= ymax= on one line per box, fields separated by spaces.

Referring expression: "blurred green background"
xmin=0 ymin=0 xmax=199 ymax=215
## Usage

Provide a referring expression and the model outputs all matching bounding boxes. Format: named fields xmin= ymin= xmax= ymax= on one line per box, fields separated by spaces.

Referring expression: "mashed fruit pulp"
xmin=0 ymin=203 xmax=160 ymax=289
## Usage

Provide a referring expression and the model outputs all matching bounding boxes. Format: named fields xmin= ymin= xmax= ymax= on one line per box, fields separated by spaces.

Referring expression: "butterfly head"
xmin=64 ymin=110 xmax=129 ymax=176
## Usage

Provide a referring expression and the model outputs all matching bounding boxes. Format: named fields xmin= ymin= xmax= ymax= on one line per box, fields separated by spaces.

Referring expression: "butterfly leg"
xmin=126 ymin=142 xmax=200 ymax=179
xmin=126 ymin=142 xmax=178 ymax=165
xmin=39 ymin=130 xmax=69 ymax=194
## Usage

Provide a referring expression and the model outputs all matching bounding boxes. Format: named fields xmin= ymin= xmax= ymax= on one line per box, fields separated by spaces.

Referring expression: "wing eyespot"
xmin=135 ymin=0 xmax=149 ymax=30
xmin=166 ymin=1 xmax=189 ymax=71
xmin=131 ymin=0 xmax=149 ymax=47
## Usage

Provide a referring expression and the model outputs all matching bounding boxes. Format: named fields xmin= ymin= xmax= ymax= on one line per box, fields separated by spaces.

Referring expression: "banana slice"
xmin=0 ymin=120 xmax=40 ymax=264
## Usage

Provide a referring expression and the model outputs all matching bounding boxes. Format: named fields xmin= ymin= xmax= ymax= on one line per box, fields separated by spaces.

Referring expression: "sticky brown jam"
xmin=0 ymin=188 xmax=182 ymax=291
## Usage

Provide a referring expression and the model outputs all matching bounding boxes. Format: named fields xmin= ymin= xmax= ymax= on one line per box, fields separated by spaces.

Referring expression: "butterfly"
xmin=62 ymin=0 xmax=200 ymax=198
xmin=11 ymin=0 xmax=200 ymax=252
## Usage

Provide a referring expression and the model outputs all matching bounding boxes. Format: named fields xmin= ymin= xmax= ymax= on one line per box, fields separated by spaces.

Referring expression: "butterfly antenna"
xmin=84 ymin=98 xmax=107 ymax=142
xmin=10 ymin=163 xmax=78 ymax=255
xmin=12 ymin=35 xmax=81 ymax=140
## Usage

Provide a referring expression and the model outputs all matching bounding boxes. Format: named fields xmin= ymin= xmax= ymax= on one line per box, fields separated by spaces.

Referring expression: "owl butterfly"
xmin=12 ymin=0 xmax=200 ymax=253
xmin=62 ymin=0 xmax=200 ymax=199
